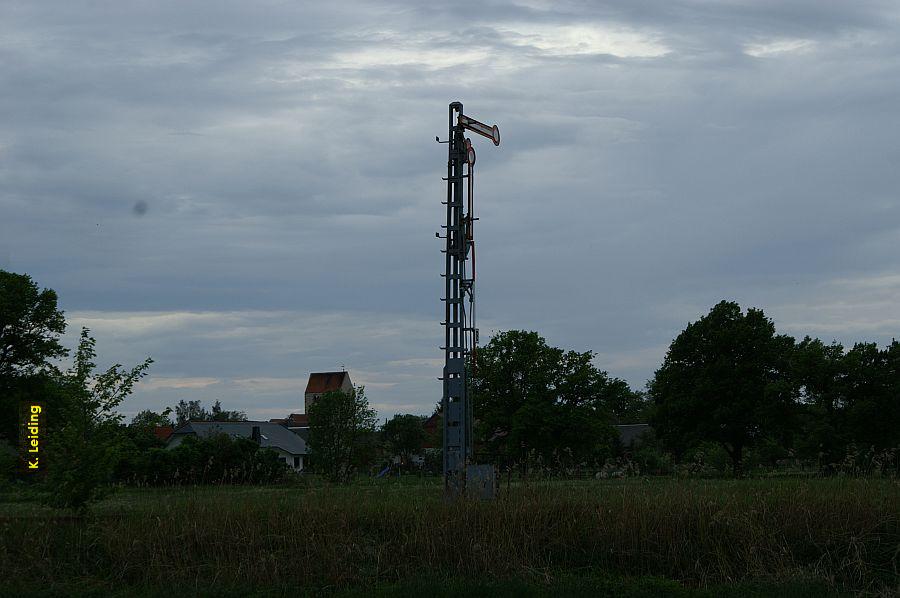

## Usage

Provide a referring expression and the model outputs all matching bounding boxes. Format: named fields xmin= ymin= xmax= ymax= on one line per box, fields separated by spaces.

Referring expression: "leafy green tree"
xmin=382 ymin=414 xmax=427 ymax=465
xmin=308 ymin=386 xmax=377 ymax=483
xmin=0 ymin=270 xmax=67 ymax=377
xmin=875 ymin=340 xmax=900 ymax=452
xmin=842 ymin=341 xmax=900 ymax=452
xmin=209 ymin=400 xmax=247 ymax=422
xmin=173 ymin=399 xmax=246 ymax=427
xmin=0 ymin=270 xmax=68 ymax=446
xmin=427 ymin=407 xmax=442 ymax=443
xmin=649 ymin=301 xmax=796 ymax=477
xmin=471 ymin=330 xmax=620 ymax=470
xmin=352 ymin=428 xmax=382 ymax=476
xmin=127 ymin=408 xmax=174 ymax=451
xmin=790 ymin=336 xmax=847 ymax=462
xmin=131 ymin=408 xmax=173 ymax=429
xmin=607 ymin=387 xmax=652 ymax=424
xmin=790 ymin=337 xmax=900 ymax=466
xmin=174 ymin=399 xmax=208 ymax=426
xmin=46 ymin=328 xmax=152 ymax=511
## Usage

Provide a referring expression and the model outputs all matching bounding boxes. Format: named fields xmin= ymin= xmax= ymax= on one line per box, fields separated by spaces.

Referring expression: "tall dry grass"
xmin=0 ymin=478 xmax=897 ymax=594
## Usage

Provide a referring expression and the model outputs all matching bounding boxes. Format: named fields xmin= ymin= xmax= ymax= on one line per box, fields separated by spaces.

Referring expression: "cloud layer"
xmin=3 ymin=1 xmax=899 ymax=419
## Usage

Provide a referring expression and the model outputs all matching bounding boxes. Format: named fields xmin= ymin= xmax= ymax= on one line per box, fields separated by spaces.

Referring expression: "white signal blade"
xmin=459 ymin=114 xmax=500 ymax=146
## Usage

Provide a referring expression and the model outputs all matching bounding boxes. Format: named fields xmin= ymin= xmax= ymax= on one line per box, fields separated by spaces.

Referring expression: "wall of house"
xmin=274 ymin=448 xmax=304 ymax=472
xmin=166 ymin=434 xmax=304 ymax=472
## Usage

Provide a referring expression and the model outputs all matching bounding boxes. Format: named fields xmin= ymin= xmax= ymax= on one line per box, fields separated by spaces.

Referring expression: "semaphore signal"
xmin=437 ymin=102 xmax=500 ymax=498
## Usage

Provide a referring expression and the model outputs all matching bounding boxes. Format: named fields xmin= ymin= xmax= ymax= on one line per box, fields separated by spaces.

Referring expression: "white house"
xmin=167 ymin=421 xmax=308 ymax=471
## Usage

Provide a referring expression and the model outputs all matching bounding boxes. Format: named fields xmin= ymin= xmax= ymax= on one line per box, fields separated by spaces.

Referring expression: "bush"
xmin=632 ymin=444 xmax=673 ymax=476
xmin=673 ymin=442 xmax=730 ymax=478
xmin=0 ymin=440 xmax=18 ymax=487
xmin=114 ymin=433 xmax=288 ymax=486
xmin=828 ymin=444 xmax=899 ymax=477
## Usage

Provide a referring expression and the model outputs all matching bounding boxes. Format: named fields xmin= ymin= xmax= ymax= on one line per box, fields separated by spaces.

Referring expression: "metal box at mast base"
xmin=439 ymin=101 xmax=500 ymax=498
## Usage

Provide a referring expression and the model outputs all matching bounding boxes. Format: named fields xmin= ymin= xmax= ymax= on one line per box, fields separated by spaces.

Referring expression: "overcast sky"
xmin=2 ymin=1 xmax=899 ymax=421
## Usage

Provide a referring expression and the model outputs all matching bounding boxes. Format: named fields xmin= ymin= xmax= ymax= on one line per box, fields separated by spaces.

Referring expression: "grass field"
xmin=1 ymin=477 xmax=897 ymax=596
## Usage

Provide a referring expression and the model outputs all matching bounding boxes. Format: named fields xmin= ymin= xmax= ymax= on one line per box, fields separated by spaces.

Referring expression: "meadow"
xmin=1 ymin=476 xmax=898 ymax=596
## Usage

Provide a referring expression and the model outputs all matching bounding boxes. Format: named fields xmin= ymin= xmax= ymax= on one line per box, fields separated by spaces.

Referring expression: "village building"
xmin=304 ymin=371 xmax=352 ymax=413
xmin=270 ymin=371 xmax=353 ymax=441
xmin=270 ymin=413 xmax=310 ymax=441
xmin=153 ymin=425 xmax=174 ymax=443
xmin=167 ymin=421 xmax=307 ymax=471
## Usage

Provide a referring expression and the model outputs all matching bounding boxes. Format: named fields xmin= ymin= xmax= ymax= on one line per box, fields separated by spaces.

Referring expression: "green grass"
xmin=2 ymin=573 xmax=844 ymax=597
xmin=0 ymin=477 xmax=897 ymax=596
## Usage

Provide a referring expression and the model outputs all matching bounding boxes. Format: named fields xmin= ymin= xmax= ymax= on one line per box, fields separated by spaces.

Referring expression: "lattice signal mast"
xmin=438 ymin=102 xmax=500 ymax=496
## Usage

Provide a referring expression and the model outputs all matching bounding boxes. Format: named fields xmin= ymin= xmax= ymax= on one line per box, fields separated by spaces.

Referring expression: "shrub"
xmin=114 ymin=434 xmax=288 ymax=486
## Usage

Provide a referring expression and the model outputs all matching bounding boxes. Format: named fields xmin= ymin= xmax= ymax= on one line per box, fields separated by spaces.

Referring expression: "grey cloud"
xmin=3 ymin=1 xmax=900 ymax=418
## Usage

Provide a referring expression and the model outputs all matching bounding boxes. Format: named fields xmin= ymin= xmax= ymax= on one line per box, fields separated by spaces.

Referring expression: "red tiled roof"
xmin=153 ymin=426 xmax=174 ymax=441
xmin=305 ymin=371 xmax=349 ymax=394
xmin=286 ymin=413 xmax=309 ymax=427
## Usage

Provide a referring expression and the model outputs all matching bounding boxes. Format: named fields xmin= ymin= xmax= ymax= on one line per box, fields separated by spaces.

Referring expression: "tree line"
xmin=0 ymin=270 xmax=443 ymax=499
xmin=0 ymin=270 xmax=284 ymax=508
xmin=650 ymin=300 xmax=899 ymax=476
xmin=467 ymin=302 xmax=900 ymax=477
xmin=290 ymin=301 xmax=899 ymax=480
xmin=2 ymin=269 xmax=899 ymax=509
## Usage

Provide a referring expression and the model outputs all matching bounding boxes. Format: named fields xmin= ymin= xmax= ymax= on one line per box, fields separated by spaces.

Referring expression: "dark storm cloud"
xmin=2 ymin=1 xmax=899 ymax=418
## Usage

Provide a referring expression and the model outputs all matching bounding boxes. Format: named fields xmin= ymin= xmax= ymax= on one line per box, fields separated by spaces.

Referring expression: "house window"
xmin=293 ymin=456 xmax=300 ymax=468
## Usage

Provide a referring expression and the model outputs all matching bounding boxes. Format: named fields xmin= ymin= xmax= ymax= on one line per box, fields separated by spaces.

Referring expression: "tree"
xmin=131 ymin=408 xmax=173 ymax=429
xmin=790 ymin=336 xmax=847 ymax=463
xmin=127 ymin=408 xmax=174 ymax=451
xmin=0 ymin=270 xmax=67 ymax=378
xmin=173 ymin=399 xmax=246 ymax=427
xmin=382 ymin=414 xmax=427 ymax=466
xmin=649 ymin=301 xmax=796 ymax=477
xmin=790 ymin=337 xmax=900 ymax=467
xmin=47 ymin=328 xmax=152 ymax=510
xmin=0 ymin=270 xmax=68 ymax=445
xmin=606 ymin=386 xmax=652 ymax=424
xmin=307 ymin=386 xmax=377 ymax=482
xmin=842 ymin=341 xmax=900 ymax=453
xmin=209 ymin=400 xmax=247 ymax=422
xmin=174 ymin=399 xmax=208 ymax=426
xmin=471 ymin=330 xmax=620 ymax=470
